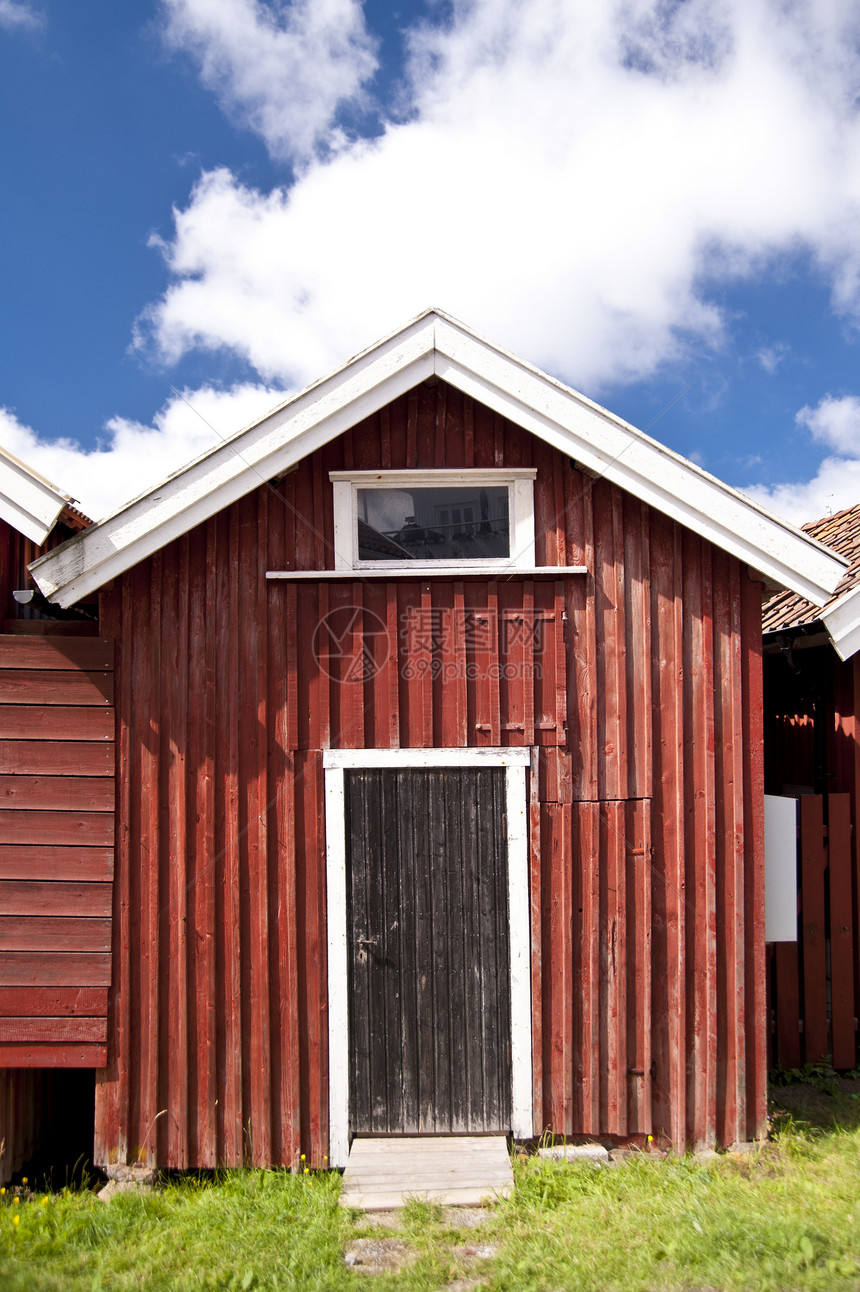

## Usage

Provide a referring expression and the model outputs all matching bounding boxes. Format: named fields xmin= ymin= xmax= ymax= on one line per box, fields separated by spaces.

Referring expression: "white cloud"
xmin=744 ymin=394 xmax=860 ymax=523
xmin=0 ymin=0 xmax=42 ymax=30
xmin=138 ymin=0 xmax=860 ymax=401
xmin=0 ymin=383 xmax=288 ymax=522
xmin=756 ymin=343 xmax=789 ymax=374
xmin=743 ymin=455 xmax=860 ymax=525
xmin=796 ymin=393 xmax=860 ymax=455
xmin=159 ymin=0 xmax=377 ymax=163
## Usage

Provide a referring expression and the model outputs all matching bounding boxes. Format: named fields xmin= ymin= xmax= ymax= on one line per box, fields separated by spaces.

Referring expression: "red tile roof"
xmin=762 ymin=503 xmax=860 ymax=634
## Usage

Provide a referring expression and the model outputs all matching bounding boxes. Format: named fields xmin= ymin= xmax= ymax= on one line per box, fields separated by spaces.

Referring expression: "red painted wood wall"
xmin=765 ymin=646 xmax=860 ymax=1070
xmin=0 ymin=513 xmax=111 ymax=1182
xmin=94 ymin=380 xmax=767 ymax=1169
xmin=0 ymin=634 xmax=115 ymax=1067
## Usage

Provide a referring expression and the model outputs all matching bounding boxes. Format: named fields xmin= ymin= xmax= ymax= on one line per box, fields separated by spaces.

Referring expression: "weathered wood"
xmin=0 ymin=705 xmax=113 ymax=741
xmin=713 ymin=553 xmax=746 ymax=1145
xmin=827 ymin=794 xmax=856 ymax=1069
xmin=741 ymin=573 xmax=767 ymax=1141
xmin=600 ymin=802 xmax=627 ymax=1135
xmin=573 ymin=801 xmax=600 ymax=1134
xmin=0 ymin=986 xmax=107 ymax=1016
xmin=0 ymin=846 xmax=112 ymax=881
xmin=0 ymin=636 xmax=113 ymax=671
xmin=0 ymin=1043 xmax=107 ymax=1067
xmin=346 ymin=767 xmax=510 ymax=1135
xmin=163 ymin=532 xmax=189 ymax=1167
xmin=0 ymin=880 xmax=112 ymax=916
xmin=684 ymin=533 xmax=717 ymax=1149
xmin=528 ymin=753 xmax=543 ymax=1127
xmin=299 ymin=750 xmax=328 ymax=1164
xmin=188 ymin=522 xmax=217 ymax=1166
xmin=541 ymin=803 xmax=571 ymax=1132
xmin=339 ymin=1135 xmax=513 ymax=1211
xmin=0 ymin=741 xmax=114 ymax=776
xmin=0 ymin=809 xmax=113 ymax=846
xmin=94 ymin=579 xmax=129 ymax=1168
xmin=0 ymin=916 xmax=110 ymax=951
xmin=0 ymin=774 xmax=114 ymax=811
xmin=0 ymin=670 xmax=113 ymax=706
xmin=626 ymin=800 xmax=652 ymax=1135
xmin=650 ymin=514 xmax=686 ymax=1147
xmin=0 ymin=951 xmax=111 ymax=985
xmin=0 ymin=1016 xmax=107 ymax=1043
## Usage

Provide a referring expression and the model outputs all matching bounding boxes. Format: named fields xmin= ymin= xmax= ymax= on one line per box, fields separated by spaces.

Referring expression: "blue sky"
xmin=2 ymin=0 xmax=860 ymax=523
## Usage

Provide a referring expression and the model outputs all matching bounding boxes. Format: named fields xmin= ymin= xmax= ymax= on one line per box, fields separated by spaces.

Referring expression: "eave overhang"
xmin=0 ymin=446 xmax=74 ymax=547
xmin=30 ymin=309 xmax=848 ymax=608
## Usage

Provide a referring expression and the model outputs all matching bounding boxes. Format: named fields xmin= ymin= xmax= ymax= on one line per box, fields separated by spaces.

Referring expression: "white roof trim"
xmin=820 ymin=584 xmax=860 ymax=662
xmin=30 ymin=308 xmax=847 ymax=608
xmin=0 ymin=445 xmax=72 ymax=546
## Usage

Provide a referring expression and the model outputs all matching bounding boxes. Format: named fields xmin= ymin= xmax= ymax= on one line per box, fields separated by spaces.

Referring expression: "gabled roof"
xmin=0 ymin=445 xmax=77 ymax=546
xmin=31 ymin=308 xmax=847 ymax=608
xmin=763 ymin=502 xmax=860 ymax=660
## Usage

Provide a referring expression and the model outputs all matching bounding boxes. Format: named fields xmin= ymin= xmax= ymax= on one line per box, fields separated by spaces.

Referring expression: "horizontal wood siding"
xmin=94 ymin=381 xmax=766 ymax=1167
xmin=0 ymin=634 xmax=114 ymax=1067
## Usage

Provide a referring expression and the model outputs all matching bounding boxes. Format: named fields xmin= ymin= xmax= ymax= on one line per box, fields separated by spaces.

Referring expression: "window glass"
xmin=356 ymin=485 xmax=510 ymax=561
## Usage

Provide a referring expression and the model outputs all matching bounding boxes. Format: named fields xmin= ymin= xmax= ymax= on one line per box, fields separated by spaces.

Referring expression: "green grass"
xmin=1 ymin=1090 xmax=859 ymax=1291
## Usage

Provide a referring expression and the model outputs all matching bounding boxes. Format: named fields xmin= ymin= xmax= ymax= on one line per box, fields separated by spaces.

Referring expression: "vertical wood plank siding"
xmin=95 ymin=381 xmax=766 ymax=1167
xmin=764 ymin=646 xmax=860 ymax=1071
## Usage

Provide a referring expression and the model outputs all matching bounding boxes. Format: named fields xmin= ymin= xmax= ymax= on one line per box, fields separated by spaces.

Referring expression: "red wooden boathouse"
xmin=14 ymin=310 xmax=845 ymax=1173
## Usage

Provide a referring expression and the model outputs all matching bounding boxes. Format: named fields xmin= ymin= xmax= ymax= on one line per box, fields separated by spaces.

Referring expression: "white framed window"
xmin=330 ymin=469 xmax=537 ymax=572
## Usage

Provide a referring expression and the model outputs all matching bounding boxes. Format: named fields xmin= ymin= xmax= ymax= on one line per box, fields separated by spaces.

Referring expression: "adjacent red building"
xmin=763 ymin=504 xmax=860 ymax=1071
xmin=0 ymin=448 xmax=102 ymax=1182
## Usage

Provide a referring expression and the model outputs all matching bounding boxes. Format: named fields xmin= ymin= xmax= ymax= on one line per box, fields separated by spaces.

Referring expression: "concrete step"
xmin=339 ymin=1135 xmax=513 ymax=1211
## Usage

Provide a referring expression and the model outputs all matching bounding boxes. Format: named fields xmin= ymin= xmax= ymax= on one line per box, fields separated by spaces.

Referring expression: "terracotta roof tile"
xmin=762 ymin=502 xmax=860 ymax=633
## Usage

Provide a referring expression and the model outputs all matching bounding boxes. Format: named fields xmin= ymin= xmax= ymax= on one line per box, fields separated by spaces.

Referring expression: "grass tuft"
xmin=1 ymin=1086 xmax=859 ymax=1290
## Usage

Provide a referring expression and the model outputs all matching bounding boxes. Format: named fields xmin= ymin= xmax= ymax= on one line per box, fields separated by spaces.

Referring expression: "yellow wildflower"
xmin=12 ymin=1215 xmax=18 ymax=1227
xmin=303 ymin=1168 xmax=309 ymax=1175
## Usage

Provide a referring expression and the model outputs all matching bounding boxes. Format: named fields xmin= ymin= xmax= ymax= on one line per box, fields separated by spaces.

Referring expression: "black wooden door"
xmin=346 ymin=767 xmax=511 ymax=1134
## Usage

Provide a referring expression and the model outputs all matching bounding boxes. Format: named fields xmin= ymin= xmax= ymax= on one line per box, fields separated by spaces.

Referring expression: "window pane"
xmin=356 ymin=486 xmax=510 ymax=560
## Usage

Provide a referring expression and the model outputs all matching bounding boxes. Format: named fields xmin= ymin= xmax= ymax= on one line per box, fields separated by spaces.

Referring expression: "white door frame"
xmin=323 ymin=746 xmax=533 ymax=1166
